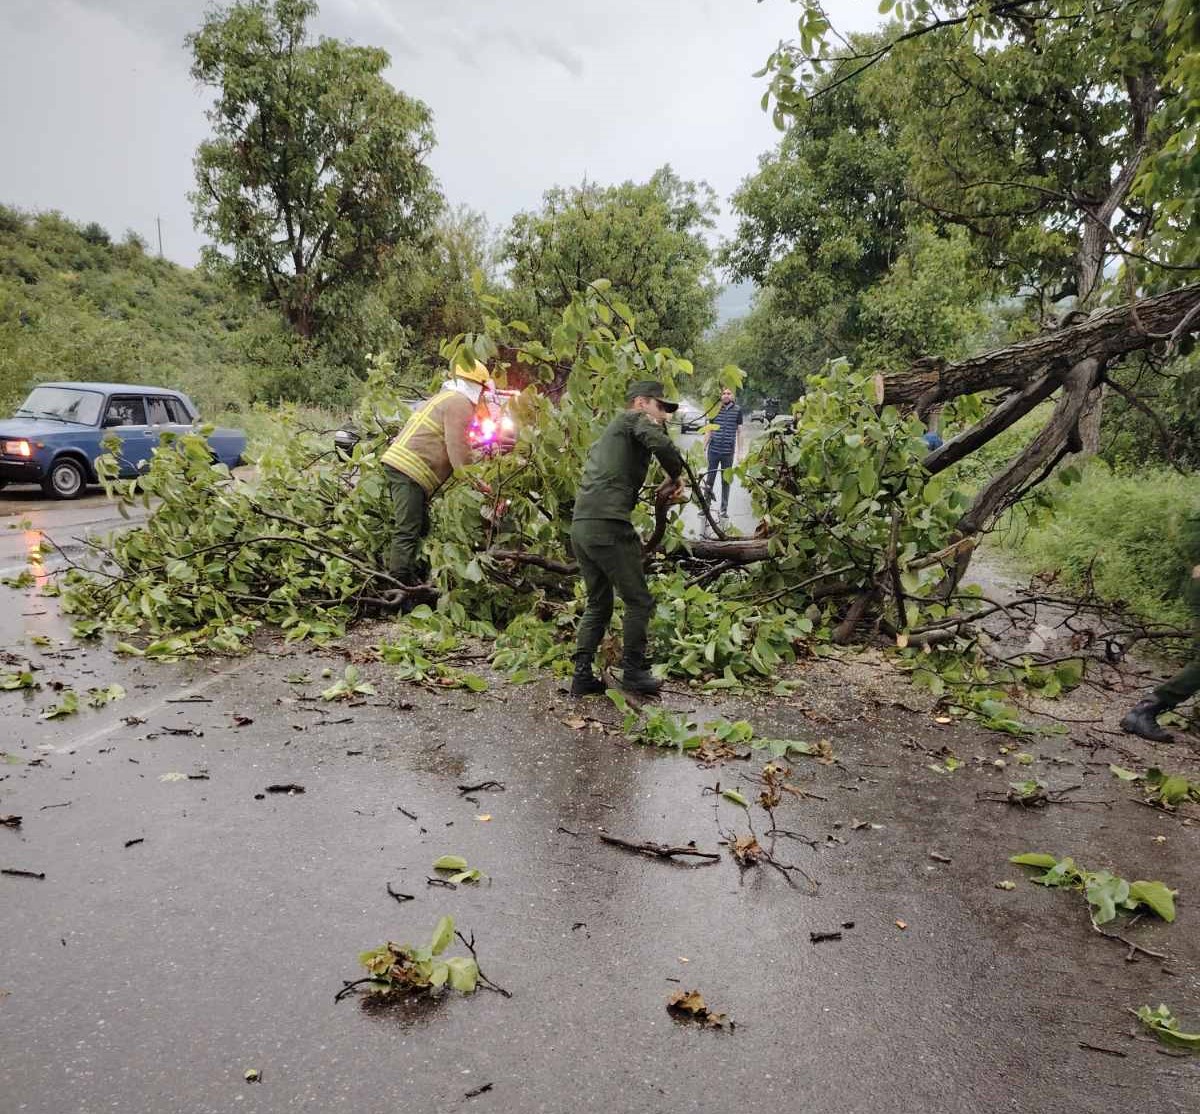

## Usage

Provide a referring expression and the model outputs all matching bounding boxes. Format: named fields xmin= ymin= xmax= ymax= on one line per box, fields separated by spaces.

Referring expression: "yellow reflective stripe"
xmin=380 ymin=391 xmax=462 ymax=492
xmin=412 ymin=391 xmax=455 ymax=432
xmin=393 ymin=392 xmax=455 ymax=446
xmin=383 ymin=447 xmax=440 ymax=493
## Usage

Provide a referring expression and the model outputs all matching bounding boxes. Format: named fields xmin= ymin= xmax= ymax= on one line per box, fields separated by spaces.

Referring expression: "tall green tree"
xmin=722 ymin=40 xmax=1000 ymax=378
xmin=1135 ymin=0 xmax=1200 ymax=273
xmin=188 ymin=0 xmax=442 ymax=345
xmin=694 ymin=291 xmax=829 ymax=405
xmin=721 ymin=63 xmax=924 ymax=368
xmin=748 ymin=0 xmax=1199 ymax=578
xmin=502 ymin=167 xmax=719 ymax=353
xmin=387 ymin=205 xmax=499 ymax=366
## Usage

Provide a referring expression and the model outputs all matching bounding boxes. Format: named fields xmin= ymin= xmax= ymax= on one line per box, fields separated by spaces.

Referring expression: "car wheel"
xmin=42 ymin=457 xmax=87 ymax=500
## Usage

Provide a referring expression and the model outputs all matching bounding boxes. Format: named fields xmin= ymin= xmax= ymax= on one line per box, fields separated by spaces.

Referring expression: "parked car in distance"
xmin=674 ymin=404 xmax=707 ymax=436
xmin=0 ymin=382 xmax=247 ymax=499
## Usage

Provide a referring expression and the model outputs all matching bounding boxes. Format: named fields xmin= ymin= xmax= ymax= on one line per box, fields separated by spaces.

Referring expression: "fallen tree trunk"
xmin=882 ymin=282 xmax=1200 ymax=408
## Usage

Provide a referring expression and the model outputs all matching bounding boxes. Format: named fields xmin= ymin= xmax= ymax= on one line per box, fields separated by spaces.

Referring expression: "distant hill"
xmin=714 ymin=279 xmax=755 ymax=324
xmin=0 ymin=205 xmax=305 ymax=416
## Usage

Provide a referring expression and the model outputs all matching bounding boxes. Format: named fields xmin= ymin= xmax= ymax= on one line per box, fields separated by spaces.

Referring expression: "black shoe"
xmin=570 ymin=654 xmax=606 ymax=697
xmin=1120 ymin=697 xmax=1175 ymax=743
xmin=620 ymin=665 xmax=662 ymax=696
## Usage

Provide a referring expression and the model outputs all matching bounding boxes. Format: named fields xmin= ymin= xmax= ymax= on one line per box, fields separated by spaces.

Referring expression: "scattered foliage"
xmin=603 ymin=691 xmax=830 ymax=762
xmin=1010 ymin=853 xmax=1177 ymax=926
xmin=321 ymin=665 xmax=376 ymax=702
xmin=1135 ymin=1004 xmax=1200 ymax=1053
xmin=86 ymin=684 xmax=126 ymax=708
xmin=41 ymin=690 xmax=79 ymax=720
xmin=354 ymin=915 xmax=479 ymax=997
xmin=433 ymin=855 xmax=483 ymax=885
xmin=667 ymin=989 xmax=731 ymax=1030
xmin=1144 ymin=768 xmax=1200 ymax=809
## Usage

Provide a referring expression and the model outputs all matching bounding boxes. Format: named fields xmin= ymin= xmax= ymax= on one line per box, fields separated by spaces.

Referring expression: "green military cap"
xmin=625 ymin=380 xmax=679 ymax=412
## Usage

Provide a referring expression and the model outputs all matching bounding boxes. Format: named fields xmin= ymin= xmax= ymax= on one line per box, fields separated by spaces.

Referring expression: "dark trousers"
xmin=386 ymin=467 xmax=430 ymax=584
xmin=571 ymin=519 xmax=654 ymax=665
xmin=704 ymin=446 xmax=735 ymax=515
xmin=1155 ymin=574 xmax=1200 ymax=706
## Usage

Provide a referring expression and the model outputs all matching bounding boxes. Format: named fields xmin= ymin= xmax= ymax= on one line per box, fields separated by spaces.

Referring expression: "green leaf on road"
xmin=445 ymin=955 xmax=479 ymax=992
xmin=1009 ymin=852 xmax=1057 ymax=869
xmin=1128 ymin=880 xmax=1176 ymax=923
xmin=1136 ymin=1005 xmax=1200 ymax=1052
xmin=429 ymin=915 xmax=455 ymax=956
xmin=87 ymin=684 xmax=126 ymax=707
xmin=41 ymin=690 xmax=79 ymax=719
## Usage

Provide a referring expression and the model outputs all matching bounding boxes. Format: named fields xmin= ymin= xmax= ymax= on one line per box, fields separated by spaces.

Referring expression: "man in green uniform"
xmin=380 ymin=360 xmax=491 ymax=588
xmin=570 ymin=381 xmax=685 ymax=697
xmin=1121 ymin=509 xmax=1200 ymax=742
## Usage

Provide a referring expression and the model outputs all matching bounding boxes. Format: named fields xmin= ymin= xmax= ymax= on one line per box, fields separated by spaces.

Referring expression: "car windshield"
xmin=15 ymin=386 xmax=104 ymax=426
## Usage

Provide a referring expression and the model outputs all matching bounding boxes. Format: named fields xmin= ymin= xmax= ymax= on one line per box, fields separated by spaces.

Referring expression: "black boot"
xmin=620 ymin=655 xmax=662 ymax=696
xmin=1120 ymin=696 xmax=1175 ymax=743
xmin=570 ymin=653 xmax=606 ymax=697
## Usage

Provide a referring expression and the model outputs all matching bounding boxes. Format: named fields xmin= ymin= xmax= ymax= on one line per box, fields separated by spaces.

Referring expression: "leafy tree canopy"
xmin=188 ymin=0 xmax=443 ymax=346
xmin=501 ymin=166 xmax=719 ymax=353
xmin=721 ymin=66 xmax=912 ymax=363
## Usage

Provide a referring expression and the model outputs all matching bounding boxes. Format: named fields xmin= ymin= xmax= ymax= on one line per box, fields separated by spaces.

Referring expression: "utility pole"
xmin=156 ymin=216 xmax=163 ymax=259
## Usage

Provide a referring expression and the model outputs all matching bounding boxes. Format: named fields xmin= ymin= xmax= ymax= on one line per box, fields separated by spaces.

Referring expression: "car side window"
xmin=163 ymin=397 xmax=192 ymax=424
xmin=103 ymin=397 xmax=147 ymax=427
xmin=146 ymin=397 xmax=173 ymax=425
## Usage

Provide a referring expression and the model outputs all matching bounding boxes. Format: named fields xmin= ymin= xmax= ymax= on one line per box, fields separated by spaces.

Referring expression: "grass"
xmin=999 ymin=460 xmax=1198 ymax=634
xmin=0 ymin=205 xmax=333 ymax=419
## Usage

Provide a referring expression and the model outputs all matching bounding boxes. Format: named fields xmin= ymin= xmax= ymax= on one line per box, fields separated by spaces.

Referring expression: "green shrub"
xmin=0 ymin=204 xmax=331 ymax=418
xmin=1004 ymin=461 xmax=1199 ymax=632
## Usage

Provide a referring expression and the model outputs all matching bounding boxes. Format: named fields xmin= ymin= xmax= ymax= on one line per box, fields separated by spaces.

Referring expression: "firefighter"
xmin=570 ymin=380 xmax=685 ymax=697
xmin=380 ymin=360 xmax=491 ymax=588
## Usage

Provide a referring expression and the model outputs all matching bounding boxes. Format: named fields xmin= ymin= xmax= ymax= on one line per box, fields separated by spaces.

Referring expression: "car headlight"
xmin=3 ymin=440 xmax=32 ymax=457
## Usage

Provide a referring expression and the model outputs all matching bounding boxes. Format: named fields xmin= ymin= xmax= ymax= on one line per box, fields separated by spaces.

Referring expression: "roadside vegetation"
xmin=2 ymin=0 xmax=1198 ymax=710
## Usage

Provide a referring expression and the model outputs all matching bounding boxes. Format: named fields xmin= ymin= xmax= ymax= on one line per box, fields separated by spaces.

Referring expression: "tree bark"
xmin=881 ymin=283 xmax=1200 ymax=408
xmin=923 ymin=371 xmax=1059 ymax=476
xmin=956 ymin=358 xmax=1098 ymax=533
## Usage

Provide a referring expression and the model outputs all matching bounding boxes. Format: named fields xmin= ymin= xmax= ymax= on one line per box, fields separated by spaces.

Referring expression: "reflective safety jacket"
xmin=380 ymin=389 xmax=477 ymax=496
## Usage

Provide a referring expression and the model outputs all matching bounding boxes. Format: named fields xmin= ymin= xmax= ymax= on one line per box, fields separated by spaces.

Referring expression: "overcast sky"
xmin=0 ymin=0 xmax=880 ymax=269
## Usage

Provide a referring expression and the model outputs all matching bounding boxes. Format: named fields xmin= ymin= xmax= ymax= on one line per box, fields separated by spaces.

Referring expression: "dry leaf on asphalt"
xmin=667 ymin=988 xmax=731 ymax=1029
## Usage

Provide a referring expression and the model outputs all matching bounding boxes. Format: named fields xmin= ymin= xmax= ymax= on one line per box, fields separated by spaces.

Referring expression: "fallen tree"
xmin=51 ymin=281 xmax=1198 ymax=714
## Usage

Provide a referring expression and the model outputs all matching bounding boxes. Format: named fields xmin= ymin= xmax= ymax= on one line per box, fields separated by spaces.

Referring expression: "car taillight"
xmin=3 ymin=440 xmax=32 ymax=457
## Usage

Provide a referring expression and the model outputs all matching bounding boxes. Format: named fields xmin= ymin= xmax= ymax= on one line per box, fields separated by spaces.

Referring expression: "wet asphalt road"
xmin=0 ymin=487 xmax=149 ymax=582
xmin=3 ymin=481 xmax=1200 ymax=1113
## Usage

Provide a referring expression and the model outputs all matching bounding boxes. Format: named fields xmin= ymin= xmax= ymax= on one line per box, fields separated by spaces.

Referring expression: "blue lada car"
xmin=0 ymin=382 xmax=247 ymax=499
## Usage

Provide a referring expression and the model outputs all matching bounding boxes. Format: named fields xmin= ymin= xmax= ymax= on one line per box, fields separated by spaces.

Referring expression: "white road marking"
xmin=50 ymin=656 xmax=260 ymax=755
